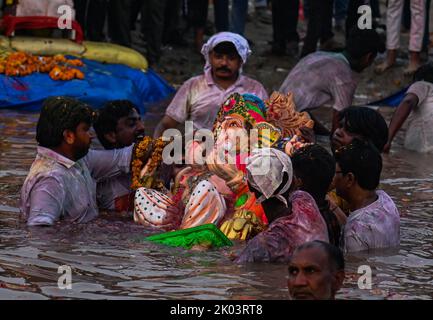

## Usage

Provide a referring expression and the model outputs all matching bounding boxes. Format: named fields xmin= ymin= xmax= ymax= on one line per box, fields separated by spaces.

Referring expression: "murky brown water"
xmin=0 ymin=106 xmax=432 ymax=300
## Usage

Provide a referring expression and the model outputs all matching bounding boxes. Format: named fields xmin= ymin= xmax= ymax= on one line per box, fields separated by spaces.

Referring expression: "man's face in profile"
xmin=287 ymin=247 xmax=344 ymax=300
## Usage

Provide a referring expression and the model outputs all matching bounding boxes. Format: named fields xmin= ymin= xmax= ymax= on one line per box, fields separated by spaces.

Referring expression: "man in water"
xmin=279 ymin=28 xmax=385 ymax=135
xmin=384 ymin=63 xmax=433 ymax=153
xmin=287 ymin=240 xmax=345 ymax=300
xmin=334 ymin=139 xmax=400 ymax=252
xmin=93 ymin=100 xmax=145 ymax=213
xmin=331 ymin=106 xmax=389 ymax=154
xmin=153 ymin=32 xmax=268 ymax=138
xmin=19 ymin=97 xmax=141 ymax=226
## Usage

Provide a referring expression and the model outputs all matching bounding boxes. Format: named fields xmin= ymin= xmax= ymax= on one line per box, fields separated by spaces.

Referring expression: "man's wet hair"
xmin=94 ymin=100 xmax=139 ymax=149
xmin=292 ymin=144 xmax=335 ymax=201
xmin=212 ymin=41 xmax=241 ymax=58
xmin=335 ymin=139 xmax=383 ymax=191
xmin=414 ymin=63 xmax=433 ymax=84
xmin=292 ymin=240 xmax=345 ymax=271
xmin=338 ymin=106 xmax=389 ymax=152
xmin=36 ymin=97 xmax=95 ymax=148
xmin=346 ymin=28 xmax=385 ymax=59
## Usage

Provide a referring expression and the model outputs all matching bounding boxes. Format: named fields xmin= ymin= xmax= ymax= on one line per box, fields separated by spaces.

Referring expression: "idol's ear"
xmin=253 ymin=122 xmax=282 ymax=148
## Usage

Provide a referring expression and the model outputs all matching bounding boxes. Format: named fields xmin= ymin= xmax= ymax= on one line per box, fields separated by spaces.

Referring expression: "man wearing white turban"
xmin=154 ymin=32 xmax=268 ymax=138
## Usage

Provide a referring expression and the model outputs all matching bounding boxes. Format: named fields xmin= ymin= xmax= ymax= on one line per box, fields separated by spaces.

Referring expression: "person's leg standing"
xmin=301 ymin=0 xmax=322 ymax=57
xmin=375 ymin=0 xmax=404 ymax=73
xmin=73 ymin=0 xmax=88 ymax=33
xmin=87 ymin=0 xmax=107 ymax=42
xmin=334 ymin=0 xmax=348 ymax=30
xmin=320 ymin=0 xmax=335 ymax=45
xmin=422 ymin=0 xmax=431 ymax=53
xmin=214 ymin=0 xmax=229 ymax=32
xmin=345 ymin=0 xmax=366 ymax=40
xmin=230 ymin=0 xmax=248 ymax=35
xmin=387 ymin=0 xmax=404 ymax=52
xmin=287 ymin=0 xmax=300 ymax=45
xmin=108 ymin=0 xmax=133 ymax=47
xmin=406 ymin=0 xmax=425 ymax=73
xmin=162 ymin=0 xmax=183 ymax=45
xmin=146 ymin=0 xmax=167 ymax=64
xmin=271 ymin=0 xmax=288 ymax=54
xmin=188 ymin=0 xmax=209 ymax=52
xmin=130 ymin=0 xmax=144 ymax=31
xmin=370 ymin=0 xmax=381 ymax=18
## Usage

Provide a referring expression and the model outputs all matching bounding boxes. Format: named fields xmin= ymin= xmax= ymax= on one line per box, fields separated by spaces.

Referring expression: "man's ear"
xmin=333 ymin=270 xmax=345 ymax=293
xmin=63 ymin=129 xmax=75 ymax=145
xmin=103 ymin=132 xmax=117 ymax=145
xmin=346 ymin=172 xmax=356 ymax=188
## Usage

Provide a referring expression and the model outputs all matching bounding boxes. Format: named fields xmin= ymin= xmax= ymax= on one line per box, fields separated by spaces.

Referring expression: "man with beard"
xmin=19 ymin=97 xmax=138 ymax=226
xmin=153 ymin=32 xmax=268 ymax=138
xmin=93 ymin=100 xmax=145 ymax=213
xmin=287 ymin=240 xmax=345 ymax=300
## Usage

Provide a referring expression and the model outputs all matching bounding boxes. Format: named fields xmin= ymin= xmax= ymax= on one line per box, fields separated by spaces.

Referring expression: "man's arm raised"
xmin=153 ymin=115 xmax=180 ymax=139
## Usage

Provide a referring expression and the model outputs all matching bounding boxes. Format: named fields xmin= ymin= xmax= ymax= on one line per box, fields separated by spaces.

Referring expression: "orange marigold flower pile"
xmin=0 ymin=52 xmax=84 ymax=81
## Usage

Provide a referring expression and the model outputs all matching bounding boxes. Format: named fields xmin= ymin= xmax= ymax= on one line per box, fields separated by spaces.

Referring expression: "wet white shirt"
xmin=404 ymin=81 xmax=433 ymax=153
xmin=343 ymin=190 xmax=400 ymax=253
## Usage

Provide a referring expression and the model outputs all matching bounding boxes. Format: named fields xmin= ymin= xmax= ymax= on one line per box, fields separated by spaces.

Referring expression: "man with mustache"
xmin=287 ymin=241 xmax=345 ymax=300
xmin=19 ymin=97 xmax=140 ymax=226
xmin=93 ymin=100 xmax=145 ymax=213
xmin=153 ymin=32 xmax=268 ymax=138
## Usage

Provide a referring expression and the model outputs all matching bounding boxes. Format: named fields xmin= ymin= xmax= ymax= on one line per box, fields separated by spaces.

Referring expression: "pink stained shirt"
xmin=279 ymin=52 xmax=359 ymax=112
xmin=165 ymin=69 xmax=268 ymax=131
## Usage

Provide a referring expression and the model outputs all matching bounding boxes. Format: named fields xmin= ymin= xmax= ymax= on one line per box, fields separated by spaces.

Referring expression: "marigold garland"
xmin=131 ymin=137 xmax=167 ymax=190
xmin=0 ymin=51 xmax=84 ymax=80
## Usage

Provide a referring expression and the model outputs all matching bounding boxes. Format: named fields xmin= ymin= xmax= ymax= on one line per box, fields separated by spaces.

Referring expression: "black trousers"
xmin=186 ymin=0 xmax=209 ymax=29
xmin=144 ymin=0 xmax=168 ymax=63
xmin=107 ymin=0 xmax=133 ymax=47
xmin=73 ymin=0 xmax=87 ymax=31
xmin=85 ymin=0 xmax=107 ymax=42
xmin=163 ymin=0 xmax=183 ymax=44
xmin=271 ymin=0 xmax=299 ymax=48
xmin=345 ymin=0 xmax=369 ymax=39
xmin=78 ymin=0 xmax=131 ymax=47
xmin=301 ymin=0 xmax=334 ymax=57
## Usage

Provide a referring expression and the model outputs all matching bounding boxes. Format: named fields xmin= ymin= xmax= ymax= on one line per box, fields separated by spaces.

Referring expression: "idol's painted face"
xmin=217 ymin=116 xmax=250 ymax=155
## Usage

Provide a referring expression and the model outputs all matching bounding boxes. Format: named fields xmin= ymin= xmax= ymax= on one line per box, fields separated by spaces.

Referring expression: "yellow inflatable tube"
xmin=0 ymin=36 xmax=148 ymax=71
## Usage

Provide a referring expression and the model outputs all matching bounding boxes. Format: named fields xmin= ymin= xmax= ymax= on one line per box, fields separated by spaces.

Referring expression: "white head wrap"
xmin=201 ymin=32 xmax=251 ymax=72
xmin=246 ymin=148 xmax=293 ymax=207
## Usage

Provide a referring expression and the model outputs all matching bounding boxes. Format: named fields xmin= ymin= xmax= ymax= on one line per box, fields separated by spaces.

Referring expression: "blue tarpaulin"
xmin=0 ymin=58 xmax=175 ymax=114
xmin=367 ymin=87 xmax=408 ymax=108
